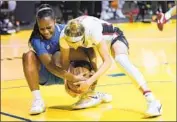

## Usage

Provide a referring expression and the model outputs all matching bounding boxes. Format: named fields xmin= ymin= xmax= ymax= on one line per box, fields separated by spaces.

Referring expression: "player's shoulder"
xmin=30 ymin=37 xmax=46 ymax=51
xmin=31 ymin=38 xmax=41 ymax=46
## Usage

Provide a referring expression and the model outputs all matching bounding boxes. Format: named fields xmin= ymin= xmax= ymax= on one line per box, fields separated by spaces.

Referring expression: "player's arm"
xmin=86 ymin=24 xmax=112 ymax=85
xmin=60 ymin=37 xmax=70 ymax=71
xmin=88 ymin=41 xmax=112 ymax=85
xmin=59 ymin=35 xmax=87 ymax=82
xmin=31 ymin=39 xmax=78 ymax=81
xmin=74 ymin=40 xmax=112 ymax=92
xmin=39 ymin=54 xmax=73 ymax=80
xmin=84 ymin=48 xmax=98 ymax=71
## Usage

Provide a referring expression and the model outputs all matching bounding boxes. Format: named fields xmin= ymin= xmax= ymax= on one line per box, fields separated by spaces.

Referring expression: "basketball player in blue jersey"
xmin=22 ymin=4 xmax=87 ymax=115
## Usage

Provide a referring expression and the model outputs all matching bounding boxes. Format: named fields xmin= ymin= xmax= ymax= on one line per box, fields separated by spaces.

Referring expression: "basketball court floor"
xmin=1 ymin=21 xmax=176 ymax=121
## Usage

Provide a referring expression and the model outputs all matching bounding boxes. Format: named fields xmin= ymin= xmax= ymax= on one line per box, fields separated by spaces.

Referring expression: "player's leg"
xmin=22 ymin=50 xmax=40 ymax=91
xmin=22 ymin=50 xmax=45 ymax=115
xmin=22 ymin=50 xmax=65 ymax=115
xmin=157 ymin=5 xmax=176 ymax=31
xmin=110 ymin=29 xmax=162 ymax=117
xmin=170 ymin=5 xmax=177 ymax=17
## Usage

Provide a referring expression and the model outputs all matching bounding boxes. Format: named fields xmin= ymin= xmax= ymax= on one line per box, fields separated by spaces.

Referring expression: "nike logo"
xmin=158 ymin=104 xmax=162 ymax=113
xmin=89 ymin=96 xmax=98 ymax=99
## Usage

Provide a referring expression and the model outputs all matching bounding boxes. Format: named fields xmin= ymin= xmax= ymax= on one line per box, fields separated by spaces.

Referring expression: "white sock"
xmin=165 ymin=11 xmax=171 ymax=20
xmin=115 ymin=54 xmax=157 ymax=103
xmin=115 ymin=54 xmax=148 ymax=89
xmin=32 ymin=90 xmax=42 ymax=100
xmin=144 ymin=92 xmax=156 ymax=103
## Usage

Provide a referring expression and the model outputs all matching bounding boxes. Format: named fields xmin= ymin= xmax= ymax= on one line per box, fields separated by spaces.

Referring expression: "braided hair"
xmin=28 ymin=4 xmax=55 ymax=47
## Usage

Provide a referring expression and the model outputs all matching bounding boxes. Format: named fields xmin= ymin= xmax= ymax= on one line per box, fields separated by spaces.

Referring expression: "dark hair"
xmin=28 ymin=4 xmax=55 ymax=47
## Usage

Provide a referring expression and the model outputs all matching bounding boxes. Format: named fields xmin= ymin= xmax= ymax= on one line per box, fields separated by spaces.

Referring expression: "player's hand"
xmin=73 ymin=80 xmax=92 ymax=93
xmin=65 ymin=72 xmax=87 ymax=82
xmin=74 ymin=70 xmax=95 ymax=92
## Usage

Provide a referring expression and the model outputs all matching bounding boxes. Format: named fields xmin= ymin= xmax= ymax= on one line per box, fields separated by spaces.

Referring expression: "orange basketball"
xmin=65 ymin=60 xmax=94 ymax=95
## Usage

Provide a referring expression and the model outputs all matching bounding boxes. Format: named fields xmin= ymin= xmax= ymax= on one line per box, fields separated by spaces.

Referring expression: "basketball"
xmin=65 ymin=60 xmax=94 ymax=95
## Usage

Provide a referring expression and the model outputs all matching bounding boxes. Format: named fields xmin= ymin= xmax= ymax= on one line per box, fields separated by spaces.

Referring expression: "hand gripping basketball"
xmin=64 ymin=60 xmax=95 ymax=97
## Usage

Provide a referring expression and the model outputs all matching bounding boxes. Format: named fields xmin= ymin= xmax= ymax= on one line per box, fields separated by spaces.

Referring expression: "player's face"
xmin=37 ymin=17 xmax=55 ymax=40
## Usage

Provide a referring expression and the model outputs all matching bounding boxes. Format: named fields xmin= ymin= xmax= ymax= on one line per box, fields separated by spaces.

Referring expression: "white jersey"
xmin=76 ymin=16 xmax=115 ymax=48
xmin=60 ymin=16 xmax=118 ymax=49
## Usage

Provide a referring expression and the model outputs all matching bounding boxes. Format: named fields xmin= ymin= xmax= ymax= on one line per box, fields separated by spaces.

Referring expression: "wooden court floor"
xmin=1 ymin=21 xmax=176 ymax=121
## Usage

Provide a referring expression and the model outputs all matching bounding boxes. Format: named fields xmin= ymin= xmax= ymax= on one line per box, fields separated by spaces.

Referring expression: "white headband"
xmin=65 ymin=35 xmax=84 ymax=43
xmin=36 ymin=7 xmax=52 ymax=16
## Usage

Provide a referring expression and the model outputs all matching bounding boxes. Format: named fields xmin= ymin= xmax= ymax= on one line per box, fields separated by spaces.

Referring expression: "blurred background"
xmin=0 ymin=0 xmax=176 ymax=35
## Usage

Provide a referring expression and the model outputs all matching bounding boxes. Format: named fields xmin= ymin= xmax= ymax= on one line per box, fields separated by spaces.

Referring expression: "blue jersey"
xmin=31 ymin=24 xmax=65 ymax=56
xmin=30 ymin=24 xmax=65 ymax=86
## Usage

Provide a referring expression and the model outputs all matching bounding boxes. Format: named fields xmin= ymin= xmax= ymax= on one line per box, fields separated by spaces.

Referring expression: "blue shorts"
xmin=39 ymin=64 xmax=64 ymax=85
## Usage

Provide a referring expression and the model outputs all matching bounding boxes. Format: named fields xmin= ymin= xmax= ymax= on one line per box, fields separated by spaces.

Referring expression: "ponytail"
xmin=28 ymin=21 xmax=40 ymax=47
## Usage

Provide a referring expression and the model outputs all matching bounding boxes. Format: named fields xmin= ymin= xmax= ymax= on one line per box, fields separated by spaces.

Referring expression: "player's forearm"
xmin=61 ymin=60 xmax=70 ymax=71
xmin=46 ymin=63 xmax=74 ymax=81
xmin=88 ymin=58 xmax=112 ymax=84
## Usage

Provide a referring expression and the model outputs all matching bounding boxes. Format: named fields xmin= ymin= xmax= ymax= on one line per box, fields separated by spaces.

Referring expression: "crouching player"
xmin=59 ymin=15 xmax=162 ymax=117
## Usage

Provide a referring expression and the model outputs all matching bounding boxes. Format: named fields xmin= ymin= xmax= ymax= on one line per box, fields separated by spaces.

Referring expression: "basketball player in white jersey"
xmin=59 ymin=15 xmax=162 ymax=117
